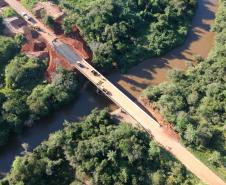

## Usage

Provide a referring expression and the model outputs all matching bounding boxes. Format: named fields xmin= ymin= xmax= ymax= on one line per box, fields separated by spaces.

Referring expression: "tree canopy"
xmin=0 ymin=36 xmax=20 ymax=67
xmin=143 ymin=1 xmax=226 ymax=179
xmin=0 ymin=53 xmax=78 ymax=146
xmin=0 ymin=16 xmax=4 ymax=34
xmin=20 ymin=0 xmax=197 ymax=72
xmin=5 ymin=55 xmax=46 ymax=89
xmin=0 ymin=109 xmax=199 ymax=185
xmin=60 ymin=0 xmax=196 ymax=72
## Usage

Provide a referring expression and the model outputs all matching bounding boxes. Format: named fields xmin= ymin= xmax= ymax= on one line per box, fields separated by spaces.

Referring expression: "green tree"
xmin=184 ymin=124 xmax=196 ymax=145
xmin=60 ymin=0 xmax=196 ymax=71
xmin=195 ymin=124 xmax=213 ymax=148
xmin=2 ymin=90 xmax=29 ymax=132
xmin=43 ymin=16 xmax=56 ymax=30
xmin=143 ymin=0 xmax=226 ymax=175
xmin=208 ymin=151 xmax=221 ymax=167
xmin=0 ymin=36 xmax=20 ymax=65
xmin=1 ymin=109 xmax=199 ymax=185
xmin=151 ymin=170 xmax=165 ymax=185
xmin=2 ymin=7 xmax=16 ymax=18
xmin=0 ymin=16 xmax=4 ymax=34
xmin=5 ymin=55 xmax=46 ymax=89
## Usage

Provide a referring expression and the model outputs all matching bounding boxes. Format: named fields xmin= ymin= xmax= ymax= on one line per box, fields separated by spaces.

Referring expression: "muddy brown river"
xmin=0 ymin=0 xmax=217 ymax=173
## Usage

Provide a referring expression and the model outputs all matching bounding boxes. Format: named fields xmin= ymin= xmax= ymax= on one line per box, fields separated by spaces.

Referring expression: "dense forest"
xmin=22 ymin=0 xmax=197 ymax=72
xmin=0 ymin=19 xmax=79 ymax=146
xmin=61 ymin=0 xmax=196 ymax=72
xmin=0 ymin=109 xmax=200 ymax=185
xmin=0 ymin=0 xmax=198 ymax=145
xmin=143 ymin=1 xmax=226 ymax=179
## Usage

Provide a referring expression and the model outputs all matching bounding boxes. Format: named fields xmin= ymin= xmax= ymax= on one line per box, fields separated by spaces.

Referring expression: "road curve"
xmin=5 ymin=0 xmax=226 ymax=184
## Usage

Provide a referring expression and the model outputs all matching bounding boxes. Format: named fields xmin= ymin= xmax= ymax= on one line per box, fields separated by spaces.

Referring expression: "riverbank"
xmin=140 ymin=0 xmax=226 ymax=180
xmin=0 ymin=0 xmax=217 ymax=174
xmin=109 ymin=0 xmax=217 ymax=99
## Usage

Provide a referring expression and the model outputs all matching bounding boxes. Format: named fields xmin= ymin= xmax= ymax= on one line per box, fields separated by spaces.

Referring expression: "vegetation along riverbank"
xmin=143 ymin=0 xmax=226 ymax=180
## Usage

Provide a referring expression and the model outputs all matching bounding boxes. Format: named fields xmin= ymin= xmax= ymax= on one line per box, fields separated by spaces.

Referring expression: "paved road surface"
xmin=5 ymin=0 xmax=226 ymax=184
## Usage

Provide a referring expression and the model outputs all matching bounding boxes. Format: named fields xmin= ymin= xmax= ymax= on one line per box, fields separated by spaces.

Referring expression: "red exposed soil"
xmin=45 ymin=45 xmax=75 ymax=81
xmin=20 ymin=23 xmax=92 ymax=81
xmin=45 ymin=26 xmax=93 ymax=80
xmin=59 ymin=26 xmax=93 ymax=61
xmin=83 ymin=176 xmax=92 ymax=185
xmin=21 ymin=28 xmax=47 ymax=53
xmin=139 ymin=97 xmax=180 ymax=141
xmin=33 ymin=41 xmax=46 ymax=51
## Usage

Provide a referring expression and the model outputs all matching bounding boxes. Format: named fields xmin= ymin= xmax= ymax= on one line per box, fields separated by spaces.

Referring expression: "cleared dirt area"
xmin=20 ymin=26 xmax=92 ymax=81
xmin=45 ymin=27 xmax=92 ymax=80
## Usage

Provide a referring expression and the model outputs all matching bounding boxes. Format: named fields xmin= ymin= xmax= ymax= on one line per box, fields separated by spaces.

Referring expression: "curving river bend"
xmin=0 ymin=0 xmax=217 ymax=173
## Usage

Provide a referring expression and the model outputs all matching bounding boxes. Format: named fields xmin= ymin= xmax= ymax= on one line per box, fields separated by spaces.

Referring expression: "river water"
xmin=0 ymin=0 xmax=217 ymax=173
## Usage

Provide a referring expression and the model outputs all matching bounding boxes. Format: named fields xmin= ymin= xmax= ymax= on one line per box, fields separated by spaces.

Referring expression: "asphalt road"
xmin=5 ymin=0 xmax=226 ymax=184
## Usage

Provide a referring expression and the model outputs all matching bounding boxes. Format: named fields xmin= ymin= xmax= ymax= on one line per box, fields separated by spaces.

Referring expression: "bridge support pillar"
xmin=96 ymin=88 xmax=101 ymax=94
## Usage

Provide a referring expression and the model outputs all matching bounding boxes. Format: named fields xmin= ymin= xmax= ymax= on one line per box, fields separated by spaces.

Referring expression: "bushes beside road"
xmin=20 ymin=0 xmax=38 ymax=10
xmin=0 ymin=36 xmax=20 ymax=67
xmin=1 ymin=7 xmax=16 ymax=18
